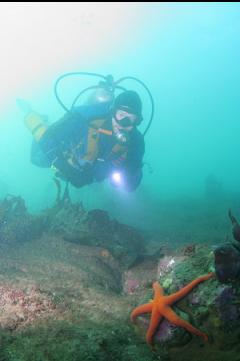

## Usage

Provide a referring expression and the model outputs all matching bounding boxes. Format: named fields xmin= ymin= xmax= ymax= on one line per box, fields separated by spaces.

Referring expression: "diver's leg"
xmin=16 ymin=99 xmax=32 ymax=116
xmin=17 ymin=99 xmax=92 ymax=188
xmin=17 ymin=99 xmax=49 ymax=142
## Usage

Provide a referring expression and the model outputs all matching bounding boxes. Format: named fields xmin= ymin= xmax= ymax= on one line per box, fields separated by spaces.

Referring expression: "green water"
xmin=0 ymin=2 xmax=240 ymax=229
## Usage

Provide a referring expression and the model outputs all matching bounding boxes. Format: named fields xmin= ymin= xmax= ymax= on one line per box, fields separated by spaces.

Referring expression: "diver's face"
xmin=114 ymin=107 xmax=138 ymax=132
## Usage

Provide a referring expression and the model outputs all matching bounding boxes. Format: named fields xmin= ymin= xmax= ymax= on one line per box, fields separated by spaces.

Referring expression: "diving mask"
xmin=114 ymin=106 xmax=139 ymax=128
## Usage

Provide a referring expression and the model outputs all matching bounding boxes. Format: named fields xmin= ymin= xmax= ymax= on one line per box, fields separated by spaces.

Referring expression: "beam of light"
xmin=111 ymin=171 xmax=123 ymax=186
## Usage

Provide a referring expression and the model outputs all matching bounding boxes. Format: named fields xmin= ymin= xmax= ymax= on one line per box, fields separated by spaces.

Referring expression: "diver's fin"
xmin=16 ymin=98 xmax=32 ymax=116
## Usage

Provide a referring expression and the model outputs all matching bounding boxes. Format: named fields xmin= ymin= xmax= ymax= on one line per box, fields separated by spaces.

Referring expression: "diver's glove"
xmin=16 ymin=98 xmax=32 ymax=117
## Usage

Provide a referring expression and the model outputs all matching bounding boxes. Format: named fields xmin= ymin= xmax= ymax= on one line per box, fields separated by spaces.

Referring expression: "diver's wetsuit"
xmin=31 ymin=103 xmax=145 ymax=191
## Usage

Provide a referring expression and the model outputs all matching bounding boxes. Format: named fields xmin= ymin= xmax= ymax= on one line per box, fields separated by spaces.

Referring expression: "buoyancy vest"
xmin=67 ymin=118 xmax=128 ymax=168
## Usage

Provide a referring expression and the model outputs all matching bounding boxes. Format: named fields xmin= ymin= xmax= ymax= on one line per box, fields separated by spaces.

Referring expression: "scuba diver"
xmin=17 ymin=73 xmax=154 ymax=191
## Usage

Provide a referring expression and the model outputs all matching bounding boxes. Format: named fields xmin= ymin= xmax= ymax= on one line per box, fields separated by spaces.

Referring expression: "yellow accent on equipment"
xmin=24 ymin=112 xmax=48 ymax=142
xmin=98 ymin=128 xmax=112 ymax=136
xmin=81 ymin=118 xmax=128 ymax=163
xmin=81 ymin=119 xmax=105 ymax=162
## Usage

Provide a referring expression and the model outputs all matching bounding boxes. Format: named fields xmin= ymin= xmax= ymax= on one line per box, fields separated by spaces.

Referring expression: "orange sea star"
xmin=130 ymin=272 xmax=214 ymax=346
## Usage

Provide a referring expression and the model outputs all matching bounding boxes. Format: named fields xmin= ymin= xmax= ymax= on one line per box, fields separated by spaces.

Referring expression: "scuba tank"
xmin=84 ymin=77 xmax=115 ymax=106
xmin=85 ymin=87 xmax=114 ymax=106
xmin=54 ymin=72 xmax=154 ymax=137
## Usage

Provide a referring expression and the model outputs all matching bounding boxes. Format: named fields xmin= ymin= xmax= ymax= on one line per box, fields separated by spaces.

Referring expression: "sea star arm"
xmin=162 ymin=305 xmax=208 ymax=341
xmin=146 ymin=308 xmax=163 ymax=345
xmin=130 ymin=302 xmax=153 ymax=322
xmin=164 ymin=273 xmax=214 ymax=304
xmin=152 ymin=281 xmax=164 ymax=297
